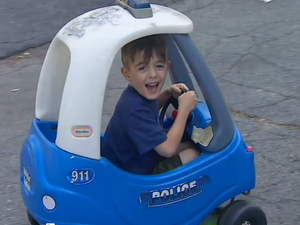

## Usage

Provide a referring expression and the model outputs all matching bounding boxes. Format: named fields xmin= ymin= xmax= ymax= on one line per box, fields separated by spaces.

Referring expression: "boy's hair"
xmin=121 ymin=34 xmax=168 ymax=68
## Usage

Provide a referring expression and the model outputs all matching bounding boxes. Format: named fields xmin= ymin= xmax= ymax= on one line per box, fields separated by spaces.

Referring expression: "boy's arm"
xmin=154 ymin=108 xmax=190 ymax=157
xmin=157 ymin=89 xmax=172 ymax=109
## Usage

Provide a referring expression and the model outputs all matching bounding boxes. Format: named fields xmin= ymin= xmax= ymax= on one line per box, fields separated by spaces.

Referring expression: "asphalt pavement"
xmin=1 ymin=0 xmax=300 ymax=224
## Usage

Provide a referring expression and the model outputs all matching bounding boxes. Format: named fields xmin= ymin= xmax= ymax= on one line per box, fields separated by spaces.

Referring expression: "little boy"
xmin=102 ymin=34 xmax=200 ymax=175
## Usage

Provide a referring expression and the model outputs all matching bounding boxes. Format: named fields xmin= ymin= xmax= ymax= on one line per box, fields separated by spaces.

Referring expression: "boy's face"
xmin=121 ymin=50 xmax=170 ymax=100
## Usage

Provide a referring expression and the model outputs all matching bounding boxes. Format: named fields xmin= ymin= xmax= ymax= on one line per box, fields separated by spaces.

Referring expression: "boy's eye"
xmin=156 ymin=64 xmax=165 ymax=69
xmin=138 ymin=66 xmax=146 ymax=71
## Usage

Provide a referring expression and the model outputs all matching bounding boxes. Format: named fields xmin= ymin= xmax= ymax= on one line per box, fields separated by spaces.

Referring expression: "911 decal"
xmin=67 ymin=168 xmax=95 ymax=185
xmin=139 ymin=176 xmax=209 ymax=207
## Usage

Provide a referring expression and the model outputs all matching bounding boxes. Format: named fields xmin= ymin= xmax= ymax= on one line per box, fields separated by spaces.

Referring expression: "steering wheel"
xmin=159 ymin=92 xmax=193 ymax=128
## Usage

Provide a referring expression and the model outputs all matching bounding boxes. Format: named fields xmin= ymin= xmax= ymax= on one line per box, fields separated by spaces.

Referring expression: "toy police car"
xmin=20 ymin=0 xmax=267 ymax=224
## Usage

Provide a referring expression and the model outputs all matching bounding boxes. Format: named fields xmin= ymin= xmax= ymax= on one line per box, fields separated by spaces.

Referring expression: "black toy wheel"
xmin=212 ymin=206 xmax=224 ymax=216
xmin=217 ymin=200 xmax=267 ymax=225
xmin=27 ymin=210 xmax=39 ymax=225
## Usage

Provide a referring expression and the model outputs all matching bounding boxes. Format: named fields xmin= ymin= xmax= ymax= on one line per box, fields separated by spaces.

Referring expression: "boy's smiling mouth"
xmin=146 ymin=82 xmax=159 ymax=93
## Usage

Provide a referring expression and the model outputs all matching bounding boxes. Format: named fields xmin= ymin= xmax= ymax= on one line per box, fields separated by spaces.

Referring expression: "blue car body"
xmin=20 ymin=101 xmax=255 ymax=225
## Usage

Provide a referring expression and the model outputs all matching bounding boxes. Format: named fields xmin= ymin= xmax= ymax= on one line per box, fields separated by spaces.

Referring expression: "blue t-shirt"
xmin=102 ymin=85 xmax=167 ymax=175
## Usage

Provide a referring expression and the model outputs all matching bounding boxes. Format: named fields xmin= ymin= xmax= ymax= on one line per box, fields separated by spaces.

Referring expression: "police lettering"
xmin=151 ymin=180 xmax=198 ymax=204
xmin=139 ymin=176 xmax=209 ymax=207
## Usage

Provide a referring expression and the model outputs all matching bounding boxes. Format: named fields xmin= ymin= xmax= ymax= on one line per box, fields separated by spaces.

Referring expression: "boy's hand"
xmin=168 ymin=83 xmax=189 ymax=99
xmin=178 ymin=91 xmax=197 ymax=112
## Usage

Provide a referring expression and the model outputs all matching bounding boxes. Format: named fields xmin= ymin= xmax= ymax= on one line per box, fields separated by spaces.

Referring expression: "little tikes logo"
xmin=72 ymin=126 xmax=92 ymax=138
xmin=139 ymin=176 xmax=209 ymax=207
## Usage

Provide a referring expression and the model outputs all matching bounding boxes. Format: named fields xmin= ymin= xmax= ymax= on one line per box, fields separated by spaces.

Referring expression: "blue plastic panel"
xmin=20 ymin=119 xmax=255 ymax=225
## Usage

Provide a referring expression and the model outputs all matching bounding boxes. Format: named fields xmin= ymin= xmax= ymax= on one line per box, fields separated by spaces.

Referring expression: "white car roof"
xmin=35 ymin=3 xmax=193 ymax=160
